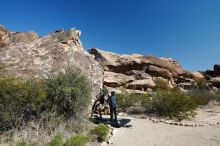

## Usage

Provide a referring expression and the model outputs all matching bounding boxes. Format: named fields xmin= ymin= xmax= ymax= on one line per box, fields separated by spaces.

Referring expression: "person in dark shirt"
xmin=108 ymin=91 xmax=117 ymax=123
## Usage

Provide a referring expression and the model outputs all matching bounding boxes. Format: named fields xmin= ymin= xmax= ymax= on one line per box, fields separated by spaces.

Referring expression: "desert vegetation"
xmin=65 ymin=134 xmax=88 ymax=146
xmin=0 ymin=69 xmax=91 ymax=130
xmin=91 ymin=124 xmax=109 ymax=142
xmin=118 ymin=84 xmax=220 ymax=121
xmin=0 ymin=67 xmax=110 ymax=145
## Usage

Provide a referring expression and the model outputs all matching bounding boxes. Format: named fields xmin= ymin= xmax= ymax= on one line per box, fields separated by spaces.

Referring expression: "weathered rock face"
xmin=0 ymin=25 xmax=103 ymax=100
xmin=104 ymin=71 xmax=135 ymax=87
xmin=89 ymin=48 xmax=184 ymax=77
xmin=127 ymin=79 xmax=156 ymax=90
xmin=89 ymin=48 xmax=188 ymax=92
xmin=88 ymin=48 xmax=220 ymax=91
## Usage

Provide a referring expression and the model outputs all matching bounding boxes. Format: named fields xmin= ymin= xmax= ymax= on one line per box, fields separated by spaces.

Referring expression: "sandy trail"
xmin=106 ymin=102 xmax=220 ymax=146
xmin=109 ymin=117 xmax=220 ymax=146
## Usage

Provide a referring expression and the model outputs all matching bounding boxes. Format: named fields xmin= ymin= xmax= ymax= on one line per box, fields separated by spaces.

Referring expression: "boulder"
xmin=191 ymin=72 xmax=204 ymax=79
xmin=128 ymin=79 xmax=156 ymax=90
xmin=104 ymin=71 xmax=135 ymax=87
xmin=153 ymin=77 xmax=174 ymax=88
xmin=204 ymin=70 xmax=215 ymax=78
xmin=210 ymin=77 xmax=220 ymax=87
xmin=176 ymin=76 xmax=195 ymax=89
xmin=177 ymin=77 xmax=195 ymax=84
xmin=145 ymin=65 xmax=173 ymax=80
xmin=0 ymin=25 xmax=10 ymax=41
xmin=178 ymin=82 xmax=194 ymax=89
xmin=0 ymin=25 xmax=10 ymax=48
xmin=214 ymin=64 xmax=220 ymax=76
xmin=0 ymin=25 xmax=103 ymax=101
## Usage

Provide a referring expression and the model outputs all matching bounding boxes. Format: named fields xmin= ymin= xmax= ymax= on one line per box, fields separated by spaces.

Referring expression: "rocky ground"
xmin=100 ymin=101 xmax=220 ymax=146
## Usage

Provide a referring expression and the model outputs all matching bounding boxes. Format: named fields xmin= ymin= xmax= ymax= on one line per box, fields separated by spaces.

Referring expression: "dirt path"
xmin=108 ymin=117 xmax=220 ymax=146
xmin=104 ymin=101 xmax=220 ymax=146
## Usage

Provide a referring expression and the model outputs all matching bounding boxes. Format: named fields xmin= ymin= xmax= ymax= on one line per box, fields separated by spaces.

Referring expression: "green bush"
xmin=47 ymin=134 xmax=63 ymax=146
xmin=187 ymin=88 xmax=212 ymax=105
xmin=16 ymin=139 xmax=27 ymax=146
xmin=117 ymin=87 xmax=219 ymax=120
xmin=193 ymin=79 xmax=208 ymax=89
xmin=117 ymin=89 xmax=150 ymax=109
xmin=187 ymin=88 xmax=220 ymax=104
xmin=91 ymin=124 xmax=109 ymax=142
xmin=150 ymin=88 xmax=198 ymax=120
xmin=117 ymin=89 xmax=133 ymax=109
xmin=0 ymin=63 xmax=5 ymax=72
xmin=102 ymin=86 xmax=109 ymax=96
xmin=0 ymin=68 xmax=91 ymax=132
xmin=0 ymin=75 xmax=47 ymax=131
xmin=46 ymin=69 xmax=91 ymax=119
xmin=65 ymin=134 xmax=88 ymax=146
xmin=215 ymin=90 xmax=220 ymax=102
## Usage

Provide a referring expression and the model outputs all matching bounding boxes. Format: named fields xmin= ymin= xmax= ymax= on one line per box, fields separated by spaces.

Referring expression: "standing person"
xmin=98 ymin=91 xmax=105 ymax=120
xmin=108 ymin=91 xmax=117 ymax=123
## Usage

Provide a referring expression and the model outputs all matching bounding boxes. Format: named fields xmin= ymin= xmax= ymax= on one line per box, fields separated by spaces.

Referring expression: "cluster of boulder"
xmin=88 ymin=48 xmax=219 ymax=93
xmin=0 ymin=25 xmax=219 ymax=101
xmin=203 ymin=64 xmax=220 ymax=88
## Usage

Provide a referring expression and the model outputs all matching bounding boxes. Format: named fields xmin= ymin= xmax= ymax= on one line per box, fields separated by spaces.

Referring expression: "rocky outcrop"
xmin=89 ymin=48 xmax=184 ymax=77
xmin=202 ymin=64 xmax=220 ymax=89
xmin=0 ymin=25 xmax=103 ymax=100
xmin=89 ymin=48 xmax=189 ymax=92
xmin=89 ymin=48 xmax=219 ymax=91
xmin=214 ymin=64 xmax=220 ymax=76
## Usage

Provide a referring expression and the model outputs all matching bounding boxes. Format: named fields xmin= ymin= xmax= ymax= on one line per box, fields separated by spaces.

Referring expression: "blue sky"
xmin=0 ymin=0 xmax=220 ymax=71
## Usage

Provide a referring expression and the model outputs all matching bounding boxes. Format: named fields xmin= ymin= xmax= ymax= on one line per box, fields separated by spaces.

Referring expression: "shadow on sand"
xmin=90 ymin=115 xmax=132 ymax=128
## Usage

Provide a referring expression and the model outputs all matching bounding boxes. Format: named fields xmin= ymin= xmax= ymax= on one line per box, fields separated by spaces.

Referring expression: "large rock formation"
xmin=0 ymin=25 xmax=218 ymax=99
xmin=0 ymin=25 xmax=103 ymax=100
xmin=88 ymin=48 xmax=220 ymax=92
xmin=88 ymin=48 xmax=192 ymax=92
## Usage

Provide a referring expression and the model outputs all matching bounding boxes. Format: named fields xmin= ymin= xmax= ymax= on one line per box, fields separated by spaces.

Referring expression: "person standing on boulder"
xmin=108 ymin=91 xmax=117 ymax=123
